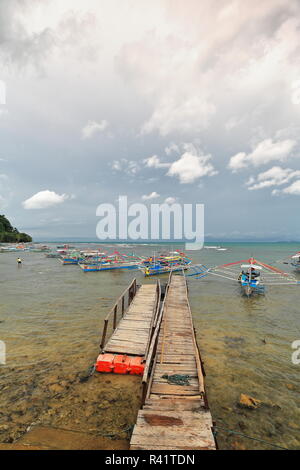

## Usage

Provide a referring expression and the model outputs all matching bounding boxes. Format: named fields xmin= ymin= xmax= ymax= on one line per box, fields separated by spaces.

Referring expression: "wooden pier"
xmin=100 ymin=279 xmax=161 ymax=358
xmin=130 ymin=273 xmax=216 ymax=450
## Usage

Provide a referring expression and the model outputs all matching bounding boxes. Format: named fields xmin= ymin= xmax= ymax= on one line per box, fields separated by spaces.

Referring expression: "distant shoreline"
xmin=29 ymin=240 xmax=300 ymax=244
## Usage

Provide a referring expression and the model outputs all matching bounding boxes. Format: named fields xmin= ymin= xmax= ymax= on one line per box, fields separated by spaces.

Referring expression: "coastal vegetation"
xmin=0 ymin=215 xmax=32 ymax=243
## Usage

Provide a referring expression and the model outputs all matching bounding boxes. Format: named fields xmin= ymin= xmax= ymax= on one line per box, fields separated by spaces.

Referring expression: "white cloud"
xmin=22 ymin=190 xmax=71 ymax=209
xmin=246 ymin=166 xmax=300 ymax=190
xmin=81 ymin=120 xmax=108 ymax=139
xmin=164 ymin=197 xmax=177 ymax=204
xmin=273 ymin=180 xmax=300 ymax=196
xmin=167 ymin=144 xmax=217 ymax=184
xmin=228 ymin=152 xmax=249 ymax=171
xmin=141 ymin=95 xmax=216 ymax=136
xmin=116 ymin=1 xmax=300 ymax=139
xmin=112 ymin=160 xmax=122 ymax=171
xmin=144 ymin=155 xmax=170 ymax=169
xmin=228 ymin=138 xmax=297 ymax=171
xmin=142 ymin=191 xmax=160 ymax=200
xmin=111 ymin=159 xmax=140 ymax=175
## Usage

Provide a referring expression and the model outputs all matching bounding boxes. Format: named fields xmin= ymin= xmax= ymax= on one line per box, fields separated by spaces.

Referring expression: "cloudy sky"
xmin=0 ymin=0 xmax=300 ymax=241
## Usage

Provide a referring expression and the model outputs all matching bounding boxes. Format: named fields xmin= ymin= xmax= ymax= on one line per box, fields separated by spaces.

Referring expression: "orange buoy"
xmin=129 ymin=356 xmax=144 ymax=376
xmin=113 ymin=355 xmax=131 ymax=374
xmin=96 ymin=353 xmax=114 ymax=373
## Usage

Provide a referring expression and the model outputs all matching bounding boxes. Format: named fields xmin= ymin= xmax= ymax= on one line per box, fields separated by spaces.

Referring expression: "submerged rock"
xmin=285 ymin=383 xmax=295 ymax=391
xmin=238 ymin=393 xmax=280 ymax=411
xmin=238 ymin=394 xmax=262 ymax=410
xmin=49 ymin=383 xmax=64 ymax=394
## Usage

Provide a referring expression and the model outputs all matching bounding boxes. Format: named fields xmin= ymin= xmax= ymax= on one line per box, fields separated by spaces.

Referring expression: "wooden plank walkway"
xmin=130 ymin=274 xmax=216 ymax=450
xmin=103 ymin=284 xmax=158 ymax=357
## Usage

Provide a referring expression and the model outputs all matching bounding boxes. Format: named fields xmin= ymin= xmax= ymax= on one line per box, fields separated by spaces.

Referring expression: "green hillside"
xmin=0 ymin=215 xmax=32 ymax=243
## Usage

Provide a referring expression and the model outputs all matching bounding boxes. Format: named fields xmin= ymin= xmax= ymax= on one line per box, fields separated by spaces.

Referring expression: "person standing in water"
xmin=17 ymin=257 xmax=22 ymax=266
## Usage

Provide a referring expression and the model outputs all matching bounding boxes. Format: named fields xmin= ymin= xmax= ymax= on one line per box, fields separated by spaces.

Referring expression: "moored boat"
xmin=199 ymin=257 xmax=299 ymax=297
xmin=139 ymin=263 xmax=190 ymax=276
xmin=238 ymin=263 xmax=265 ymax=297
xmin=291 ymin=253 xmax=300 ymax=273
xmin=78 ymin=260 xmax=140 ymax=272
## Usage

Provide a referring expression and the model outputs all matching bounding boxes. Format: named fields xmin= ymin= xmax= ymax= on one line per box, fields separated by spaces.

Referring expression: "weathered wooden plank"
xmin=129 ymin=273 xmax=215 ymax=451
xmin=137 ymin=409 xmax=212 ymax=423
xmin=148 ymin=394 xmax=202 ymax=401
xmin=144 ymin=396 xmax=205 ymax=409
xmin=103 ymin=283 xmax=158 ymax=356
xmin=151 ymin=384 xmax=199 ymax=396
xmin=130 ymin=429 xmax=215 ymax=449
xmin=143 ymin=401 xmax=204 ymax=411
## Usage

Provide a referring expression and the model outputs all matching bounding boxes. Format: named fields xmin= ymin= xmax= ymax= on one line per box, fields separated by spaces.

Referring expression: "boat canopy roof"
xmin=241 ymin=264 xmax=263 ymax=270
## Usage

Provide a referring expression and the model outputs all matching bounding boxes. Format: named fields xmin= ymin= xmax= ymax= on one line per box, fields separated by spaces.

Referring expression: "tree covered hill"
xmin=0 ymin=215 xmax=32 ymax=243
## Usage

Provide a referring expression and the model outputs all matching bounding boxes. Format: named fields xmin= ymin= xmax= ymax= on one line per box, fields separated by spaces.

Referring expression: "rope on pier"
xmin=161 ymin=374 xmax=191 ymax=386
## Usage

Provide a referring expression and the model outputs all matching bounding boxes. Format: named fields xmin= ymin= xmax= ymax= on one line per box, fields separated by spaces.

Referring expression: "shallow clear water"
xmin=0 ymin=242 xmax=299 ymax=449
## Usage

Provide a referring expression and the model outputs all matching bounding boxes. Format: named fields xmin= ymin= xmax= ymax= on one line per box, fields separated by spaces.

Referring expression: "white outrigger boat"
xmin=291 ymin=253 xmax=300 ymax=273
xmin=187 ymin=257 xmax=300 ymax=297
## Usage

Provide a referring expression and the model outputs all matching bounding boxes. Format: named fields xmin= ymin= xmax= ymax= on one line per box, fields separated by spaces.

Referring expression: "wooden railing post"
xmin=100 ymin=319 xmax=108 ymax=349
xmin=128 ymin=287 xmax=131 ymax=305
xmin=113 ymin=304 xmax=117 ymax=330
xmin=99 ymin=278 xmax=138 ymax=351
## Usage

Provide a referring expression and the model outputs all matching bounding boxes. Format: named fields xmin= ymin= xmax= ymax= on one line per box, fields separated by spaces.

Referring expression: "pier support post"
xmin=113 ymin=305 xmax=117 ymax=330
xmin=100 ymin=319 xmax=108 ymax=350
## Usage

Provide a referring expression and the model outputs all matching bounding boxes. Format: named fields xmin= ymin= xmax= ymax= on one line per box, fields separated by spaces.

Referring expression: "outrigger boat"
xmin=188 ymin=257 xmax=299 ymax=297
xmin=79 ymin=260 xmax=140 ymax=272
xmin=238 ymin=263 xmax=264 ymax=296
xmin=279 ymin=252 xmax=300 ymax=273
xmin=290 ymin=253 xmax=300 ymax=273
xmin=139 ymin=251 xmax=191 ymax=277
xmin=139 ymin=262 xmax=191 ymax=276
xmin=60 ymin=253 xmax=84 ymax=265
xmin=78 ymin=251 xmax=143 ymax=272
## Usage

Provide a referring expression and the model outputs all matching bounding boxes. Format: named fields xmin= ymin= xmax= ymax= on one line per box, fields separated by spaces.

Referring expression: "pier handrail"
xmin=143 ymin=279 xmax=161 ymax=362
xmin=100 ymin=278 xmax=137 ymax=350
xmin=182 ymin=272 xmax=205 ymax=398
xmin=141 ymin=271 xmax=172 ymax=399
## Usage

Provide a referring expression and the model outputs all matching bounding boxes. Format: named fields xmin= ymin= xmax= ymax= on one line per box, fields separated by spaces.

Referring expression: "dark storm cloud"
xmin=0 ymin=0 xmax=300 ymax=241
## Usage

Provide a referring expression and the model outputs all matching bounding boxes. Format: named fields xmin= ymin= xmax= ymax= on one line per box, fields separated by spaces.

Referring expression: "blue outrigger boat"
xmin=139 ymin=252 xmax=192 ymax=277
xmin=188 ymin=257 xmax=299 ymax=297
xmin=140 ymin=263 xmax=190 ymax=277
xmin=78 ymin=251 xmax=143 ymax=272
xmin=79 ymin=260 xmax=140 ymax=272
xmin=238 ymin=262 xmax=265 ymax=296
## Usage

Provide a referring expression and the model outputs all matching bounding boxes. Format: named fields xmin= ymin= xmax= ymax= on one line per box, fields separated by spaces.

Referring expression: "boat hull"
xmin=240 ymin=281 xmax=265 ymax=297
xmin=141 ymin=265 xmax=189 ymax=276
xmin=61 ymin=259 xmax=81 ymax=265
xmin=79 ymin=262 xmax=139 ymax=272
